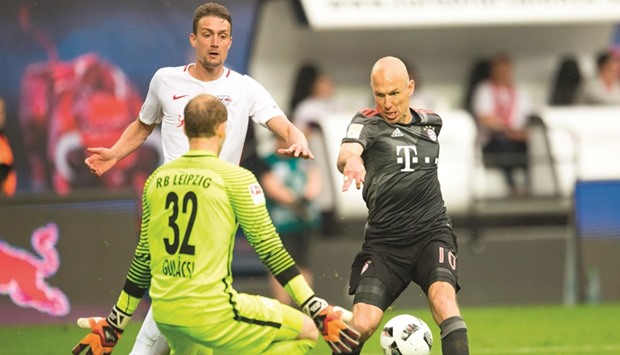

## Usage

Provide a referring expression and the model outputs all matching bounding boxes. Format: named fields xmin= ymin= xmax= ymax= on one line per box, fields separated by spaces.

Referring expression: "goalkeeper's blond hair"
xmin=183 ymin=94 xmax=227 ymax=139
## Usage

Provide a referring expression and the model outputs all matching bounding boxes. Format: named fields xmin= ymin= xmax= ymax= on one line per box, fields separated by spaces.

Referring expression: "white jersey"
xmin=140 ymin=64 xmax=284 ymax=164
xmin=472 ymin=80 xmax=531 ymax=131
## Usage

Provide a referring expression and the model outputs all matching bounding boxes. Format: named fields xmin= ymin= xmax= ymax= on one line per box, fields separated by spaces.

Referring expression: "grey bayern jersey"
xmin=342 ymin=107 xmax=452 ymax=244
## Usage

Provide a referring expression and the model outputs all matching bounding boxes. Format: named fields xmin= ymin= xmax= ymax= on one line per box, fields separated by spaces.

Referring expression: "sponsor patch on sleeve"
xmin=346 ymin=123 xmax=364 ymax=139
xmin=248 ymin=183 xmax=266 ymax=205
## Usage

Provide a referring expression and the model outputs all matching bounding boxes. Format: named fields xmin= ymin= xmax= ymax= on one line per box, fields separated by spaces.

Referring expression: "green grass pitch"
xmin=1 ymin=303 xmax=619 ymax=354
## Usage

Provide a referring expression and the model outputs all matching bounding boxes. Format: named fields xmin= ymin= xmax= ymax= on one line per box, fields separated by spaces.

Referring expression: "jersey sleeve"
xmin=139 ymin=69 xmax=165 ymax=125
xmin=113 ymin=169 xmax=158 ymax=316
xmin=229 ymin=168 xmax=301 ymax=280
xmin=341 ymin=112 xmax=377 ymax=149
xmin=417 ymin=109 xmax=444 ymax=136
xmin=243 ymin=75 xmax=286 ymax=126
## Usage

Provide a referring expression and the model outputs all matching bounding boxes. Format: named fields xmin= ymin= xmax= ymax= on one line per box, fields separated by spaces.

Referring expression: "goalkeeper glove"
xmin=302 ymin=296 xmax=361 ymax=354
xmin=72 ymin=306 xmax=131 ymax=355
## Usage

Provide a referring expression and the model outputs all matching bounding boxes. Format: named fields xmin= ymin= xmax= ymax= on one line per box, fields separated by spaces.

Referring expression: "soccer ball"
xmin=379 ymin=314 xmax=433 ymax=355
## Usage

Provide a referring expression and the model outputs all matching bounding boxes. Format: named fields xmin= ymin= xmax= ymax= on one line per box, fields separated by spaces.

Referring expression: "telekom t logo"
xmin=396 ymin=145 xmax=418 ymax=172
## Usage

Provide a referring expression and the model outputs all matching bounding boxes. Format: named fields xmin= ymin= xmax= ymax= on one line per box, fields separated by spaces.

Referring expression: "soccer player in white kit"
xmin=83 ymin=3 xmax=313 ymax=354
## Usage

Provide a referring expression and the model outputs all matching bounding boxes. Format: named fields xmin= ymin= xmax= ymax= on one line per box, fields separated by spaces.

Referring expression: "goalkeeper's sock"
xmin=440 ymin=316 xmax=469 ymax=355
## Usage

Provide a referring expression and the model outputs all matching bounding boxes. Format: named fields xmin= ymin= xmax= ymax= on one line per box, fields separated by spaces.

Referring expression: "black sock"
xmin=440 ymin=316 xmax=469 ymax=355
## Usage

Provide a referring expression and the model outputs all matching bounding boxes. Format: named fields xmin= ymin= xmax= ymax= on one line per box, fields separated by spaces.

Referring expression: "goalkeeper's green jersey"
xmin=122 ymin=149 xmax=311 ymax=326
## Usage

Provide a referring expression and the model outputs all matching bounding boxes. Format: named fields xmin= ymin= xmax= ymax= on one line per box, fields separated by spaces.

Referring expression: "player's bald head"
xmin=369 ymin=56 xmax=414 ymax=124
xmin=370 ymin=56 xmax=410 ymax=86
xmin=184 ymin=94 xmax=227 ymax=138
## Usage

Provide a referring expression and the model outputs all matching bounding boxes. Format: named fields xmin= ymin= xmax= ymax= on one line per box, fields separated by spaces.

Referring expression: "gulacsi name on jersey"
xmin=163 ymin=256 xmax=195 ymax=279
xmin=156 ymin=173 xmax=213 ymax=188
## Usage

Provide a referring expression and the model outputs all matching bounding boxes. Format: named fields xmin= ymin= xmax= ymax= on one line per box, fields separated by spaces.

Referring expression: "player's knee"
xmin=351 ymin=304 xmax=383 ymax=341
xmin=429 ymin=280 xmax=455 ymax=298
xmin=428 ymin=281 xmax=460 ymax=314
xmin=427 ymin=267 xmax=458 ymax=292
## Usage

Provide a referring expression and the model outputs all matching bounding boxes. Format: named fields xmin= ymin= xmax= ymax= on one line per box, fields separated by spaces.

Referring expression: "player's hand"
xmin=72 ymin=317 xmax=122 ymax=355
xmin=72 ymin=306 xmax=130 ymax=355
xmin=342 ymin=156 xmax=365 ymax=191
xmin=84 ymin=147 xmax=118 ymax=177
xmin=302 ymin=296 xmax=361 ymax=353
xmin=277 ymin=143 xmax=314 ymax=160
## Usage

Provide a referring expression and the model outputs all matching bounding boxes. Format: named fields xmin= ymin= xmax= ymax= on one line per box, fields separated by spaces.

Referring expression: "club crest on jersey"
xmin=217 ymin=95 xmax=233 ymax=106
xmin=426 ymin=127 xmax=437 ymax=142
xmin=248 ymin=183 xmax=266 ymax=205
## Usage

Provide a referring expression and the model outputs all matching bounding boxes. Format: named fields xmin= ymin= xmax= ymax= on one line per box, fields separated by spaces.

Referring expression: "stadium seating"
xmin=540 ymin=105 xmax=620 ymax=195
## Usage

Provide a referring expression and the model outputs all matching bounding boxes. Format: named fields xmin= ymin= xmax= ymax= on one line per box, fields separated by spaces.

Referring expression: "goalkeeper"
xmin=72 ymin=94 xmax=360 ymax=355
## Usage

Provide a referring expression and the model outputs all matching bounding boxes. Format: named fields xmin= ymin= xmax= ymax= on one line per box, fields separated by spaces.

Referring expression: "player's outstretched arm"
xmin=235 ymin=173 xmax=358 ymax=351
xmin=301 ymin=296 xmax=361 ymax=354
xmin=71 ymin=306 xmax=131 ymax=355
xmin=337 ymin=142 xmax=365 ymax=191
xmin=266 ymin=115 xmax=314 ymax=159
xmin=85 ymin=117 xmax=156 ymax=176
xmin=72 ymin=282 xmax=146 ymax=355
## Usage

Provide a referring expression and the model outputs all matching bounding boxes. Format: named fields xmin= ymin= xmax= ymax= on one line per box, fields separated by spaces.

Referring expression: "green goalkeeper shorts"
xmin=156 ymin=293 xmax=305 ymax=354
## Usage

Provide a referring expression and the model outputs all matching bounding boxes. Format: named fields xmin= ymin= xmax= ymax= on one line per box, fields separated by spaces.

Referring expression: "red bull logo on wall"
xmin=0 ymin=223 xmax=69 ymax=316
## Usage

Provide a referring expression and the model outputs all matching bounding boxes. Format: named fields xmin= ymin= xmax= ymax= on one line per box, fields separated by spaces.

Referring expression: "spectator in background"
xmin=548 ymin=55 xmax=582 ymax=105
xmin=472 ymin=53 xmax=532 ymax=196
xmin=289 ymin=64 xmax=319 ymax=119
xmin=293 ymin=71 xmax=345 ymax=134
xmin=616 ymin=47 xmax=620 ymax=81
xmin=260 ymin=136 xmax=322 ymax=306
xmin=578 ymin=49 xmax=620 ymax=105
xmin=290 ymin=65 xmax=346 ymax=235
xmin=463 ymin=58 xmax=492 ymax=115
xmin=0 ymin=97 xmax=16 ymax=198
